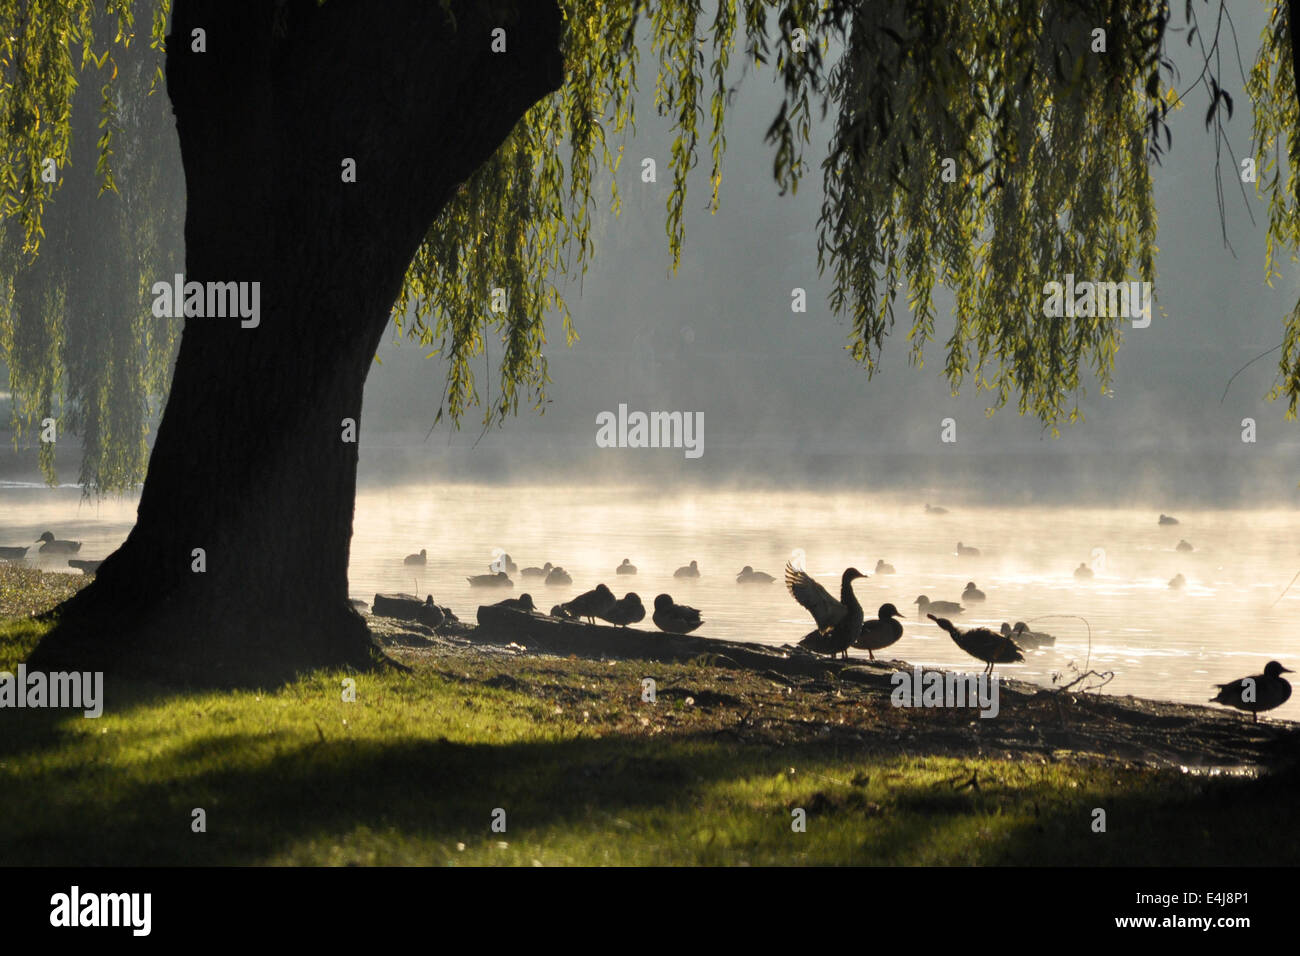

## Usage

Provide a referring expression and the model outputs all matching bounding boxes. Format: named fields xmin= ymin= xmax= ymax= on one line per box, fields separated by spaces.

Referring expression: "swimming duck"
xmin=1158 ymin=514 xmax=1179 ymax=525
xmin=404 ymin=548 xmax=427 ymax=565
xmin=786 ymin=562 xmax=867 ymax=660
xmin=494 ymin=594 xmax=536 ymax=612
xmin=1176 ymin=540 xmax=1193 ymax=552
xmin=929 ymin=614 xmax=1024 ymax=675
xmin=68 ymin=558 xmax=102 ymax=574
xmin=597 ymin=592 xmax=646 ymax=627
xmin=556 ymin=584 xmax=616 ymax=623
xmin=874 ymin=559 xmax=896 ymax=575
xmin=545 ymin=566 xmax=572 ymax=587
xmin=653 ymin=594 xmax=703 ymax=634
xmin=0 ymin=546 xmax=29 ymax=562
xmin=913 ymin=595 xmax=964 ymax=617
xmin=674 ymin=560 xmax=701 ymax=578
xmin=737 ymin=565 xmax=776 ymax=584
xmin=616 ymin=558 xmax=637 ymax=575
xmin=36 ymin=532 xmax=80 ymax=554
xmin=467 ymin=571 xmax=513 ymax=588
xmin=955 ymin=541 xmax=980 ymax=557
xmin=925 ymin=503 xmax=948 ymax=514
xmin=521 ymin=562 xmax=553 ymax=578
xmin=1168 ymin=573 xmax=1186 ymax=589
xmin=1210 ymin=661 xmax=1293 ymax=722
xmin=1000 ymin=621 xmax=1056 ymax=648
xmin=853 ymin=603 xmax=905 ymax=660
xmin=961 ymin=581 xmax=986 ymax=602
xmin=1073 ymin=563 xmax=1094 ymax=579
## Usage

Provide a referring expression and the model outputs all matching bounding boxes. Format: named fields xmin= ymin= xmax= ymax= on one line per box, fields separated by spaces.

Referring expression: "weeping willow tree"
xmin=8 ymin=0 xmax=1297 ymax=684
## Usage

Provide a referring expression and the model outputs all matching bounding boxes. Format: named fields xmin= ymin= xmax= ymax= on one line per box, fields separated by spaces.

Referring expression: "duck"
xmin=418 ymin=595 xmax=447 ymax=627
xmin=404 ymin=548 xmax=427 ymax=565
xmin=674 ymin=560 xmax=701 ymax=578
xmin=521 ymin=562 xmax=553 ymax=579
xmin=955 ymin=541 xmax=980 ymax=557
xmin=467 ymin=571 xmax=513 ymax=588
xmin=68 ymin=558 xmax=102 ymax=574
xmin=1168 ymin=573 xmax=1186 ymax=589
xmin=1176 ymin=539 xmax=1194 ymax=552
xmin=929 ymin=614 xmax=1024 ymax=675
xmin=0 ymin=545 xmax=29 ymax=562
xmin=961 ymin=581 xmax=986 ymax=602
xmin=616 ymin=558 xmax=637 ymax=575
xmin=786 ymin=562 xmax=867 ymax=660
xmin=653 ymin=593 xmax=703 ymax=634
xmin=489 ymin=552 xmax=519 ymax=575
xmin=556 ymin=584 xmax=617 ymax=623
xmin=545 ymin=566 xmax=572 ymax=586
xmin=853 ymin=603 xmax=905 ymax=660
xmin=597 ymin=592 xmax=646 ymax=627
xmin=1158 ymin=513 xmax=1179 ymax=525
xmin=36 ymin=531 xmax=80 ymax=554
xmin=925 ymin=503 xmax=948 ymax=514
xmin=736 ymin=565 xmax=776 ymax=584
xmin=913 ymin=594 xmax=964 ymax=617
xmin=874 ymin=559 xmax=896 ymax=575
xmin=1073 ymin=562 xmax=1094 ymax=579
xmin=1001 ymin=621 xmax=1056 ymax=648
xmin=494 ymin=594 xmax=535 ymax=612
xmin=1211 ymin=661 xmax=1293 ymax=722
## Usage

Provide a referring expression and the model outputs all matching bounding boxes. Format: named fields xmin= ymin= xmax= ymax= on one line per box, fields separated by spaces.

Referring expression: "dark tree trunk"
xmin=28 ymin=0 xmax=564 ymax=685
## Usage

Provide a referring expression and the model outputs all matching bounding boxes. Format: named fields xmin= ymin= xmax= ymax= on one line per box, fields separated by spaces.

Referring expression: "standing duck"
xmin=874 ymin=559 xmax=896 ymax=575
xmin=404 ymin=548 xmax=427 ymax=565
xmin=556 ymin=584 xmax=616 ymax=623
xmin=1073 ymin=563 xmax=1094 ymax=580
xmin=467 ymin=571 xmax=513 ymax=588
xmin=928 ymin=614 xmax=1024 ymax=675
xmin=736 ymin=565 xmax=776 ymax=584
xmin=961 ymin=581 xmax=986 ymax=602
xmin=652 ymin=594 xmax=703 ymax=634
xmin=36 ymin=532 xmax=80 ymax=554
xmin=616 ymin=558 xmax=637 ymax=575
xmin=955 ymin=541 xmax=980 ymax=557
xmin=521 ymin=562 xmax=553 ymax=579
xmin=853 ymin=603 xmax=905 ymax=660
xmin=545 ymin=566 xmax=573 ymax=587
xmin=786 ymin=562 xmax=867 ymax=660
xmin=913 ymin=595 xmax=964 ymax=617
xmin=674 ymin=560 xmax=701 ymax=578
xmin=597 ymin=592 xmax=646 ymax=627
xmin=1211 ymin=661 xmax=1293 ymax=722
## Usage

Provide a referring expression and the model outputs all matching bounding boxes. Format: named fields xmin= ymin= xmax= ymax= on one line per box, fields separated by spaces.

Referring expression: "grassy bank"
xmin=2 ymin=570 xmax=1298 ymax=866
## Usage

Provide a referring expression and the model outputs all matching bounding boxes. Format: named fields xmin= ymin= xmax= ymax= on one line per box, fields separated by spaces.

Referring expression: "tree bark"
xmin=28 ymin=0 xmax=564 ymax=685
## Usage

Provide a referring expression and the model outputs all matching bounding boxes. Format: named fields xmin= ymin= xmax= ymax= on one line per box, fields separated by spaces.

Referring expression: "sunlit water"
xmin=3 ymin=480 xmax=1298 ymax=719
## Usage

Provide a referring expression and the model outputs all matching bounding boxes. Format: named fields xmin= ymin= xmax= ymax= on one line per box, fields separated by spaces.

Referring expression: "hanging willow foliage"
xmin=2 ymin=0 xmax=1297 ymax=492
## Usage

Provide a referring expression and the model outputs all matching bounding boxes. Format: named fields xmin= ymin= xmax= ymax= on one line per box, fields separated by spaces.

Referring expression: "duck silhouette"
xmin=674 ymin=560 xmax=701 ymax=578
xmin=404 ymin=549 xmax=427 ymax=565
xmin=1000 ymin=621 xmax=1056 ymax=648
xmin=653 ymin=594 xmax=703 ymax=634
xmin=68 ymin=558 xmax=102 ymax=574
xmin=853 ymin=603 xmax=905 ymax=660
xmin=925 ymin=503 xmax=948 ymax=514
xmin=467 ymin=571 xmax=512 ymax=588
xmin=874 ymin=559 xmax=896 ymax=575
xmin=1073 ymin=563 xmax=1094 ymax=579
xmin=955 ymin=542 xmax=980 ymax=557
xmin=961 ymin=581 xmax=986 ymax=602
xmin=1158 ymin=514 xmax=1179 ymax=525
xmin=1210 ymin=661 xmax=1293 ymax=722
xmin=0 ymin=545 xmax=29 ymax=562
xmin=1168 ymin=573 xmax=1186 ymax=590
xmin=913 ymin=595 xmax=963 ymax=617
xmin=616 ymin=558 xmax=637 ymax=575
xmin=786 ymin=562 xmax=867 ymax=660
xmin=1176 ymin=540 xmax=1193 ymax=552
xmin=545 ymin=566 xmax=572 ymax=587
xmin=36 ymin=532 xmax=80 ymax=554
xmin=521 ymin=562 xmax=553 ymax=578
xmin=929 ymin=614 xmax=1024 ymax=675
xmin=597 ymin=592 xmax=646 ymax=627
xmin=556 ymin=584 xmax=616 ymax=623
xmin=494 ymin=594 xmax=535 ymax=612
xmin=736 ymin=565 xmax=776 ymax=584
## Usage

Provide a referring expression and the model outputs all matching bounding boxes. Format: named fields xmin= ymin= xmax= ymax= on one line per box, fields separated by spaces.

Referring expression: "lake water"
xmin=4 ymin=480 xmax=1298 ymax=720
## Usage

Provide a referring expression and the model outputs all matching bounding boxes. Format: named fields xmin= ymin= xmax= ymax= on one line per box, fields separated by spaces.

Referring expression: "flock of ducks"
xmin=0 ymin=531 xmax=102 ymax=573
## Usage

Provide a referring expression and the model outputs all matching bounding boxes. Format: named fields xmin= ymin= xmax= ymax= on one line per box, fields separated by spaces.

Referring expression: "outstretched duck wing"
xmin=785 ymin=562 xmax=845 ymax=632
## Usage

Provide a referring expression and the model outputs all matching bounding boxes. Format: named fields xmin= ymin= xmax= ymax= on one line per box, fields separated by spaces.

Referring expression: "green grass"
xmin=3 ymin=617 xmax=1298 ymax=865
